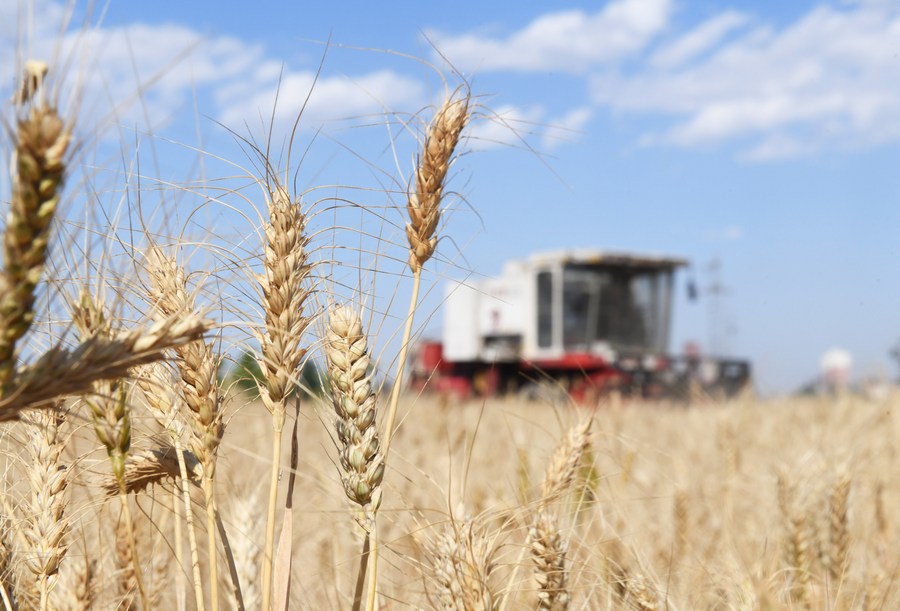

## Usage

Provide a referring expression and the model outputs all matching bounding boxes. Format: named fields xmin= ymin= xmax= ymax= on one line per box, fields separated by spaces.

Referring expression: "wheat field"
xmin=1 ymin=24 xmax=898 ymax=611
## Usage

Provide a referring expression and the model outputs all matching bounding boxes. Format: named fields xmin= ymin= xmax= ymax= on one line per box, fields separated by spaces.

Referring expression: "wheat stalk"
xmin=145 ymin=247 xmax=225 ymax=610
xmin=114 ymin=516 xmax=138 ymax=610
xmin=383 ymin=90 xmax=471 ymax=459
xmin=255 ymin=178 xmax=313 ymax=611
xmin=371 ymin=90 xmax=471 ymax=611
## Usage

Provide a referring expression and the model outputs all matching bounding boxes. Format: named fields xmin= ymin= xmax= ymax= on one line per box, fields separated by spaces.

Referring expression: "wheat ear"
xmin=827 ymin=470 xmax=851 ymax=582
xmin=23 ymin=409 xmax=69 ymax=611
xmin=225 ymin=487 xmax=264 ymax=611
xmin=0 ymin=61 xmax=71 ymax=390
xmin=256 ymin=180 xmax=313 ymax=611
xmin=0 ymin=311 xmax=208 ymax=417
xmin=404 ymin=93 xmax=469 ymax=275
xmin=99 ymin=446 xmax=202 ymax=496
xmin=788 ymin=510 xmax=811 ymax=602
xmin=530 ymin=513 xmax=569 ymax=611
xmin=431 ymin=516 xmax=496 ymax=611
xmin=625 ymin=573 xmax=661 ymax=611
xmin=325 ymin=305 xmax=385 ymax=522
xmin=145 ymin=248 xmax=223 ymax=478
xmin=71 ymin=292 xmax=149 ymax=611
xmin=539 ymin=421 xmax=592 ymax=504
xmin=62 ymin=558 xmax=96 ymax=611
xmin=0 ymin=517 xmax=18 ymax=611
xmin=528 ymin=420 xmax=591 ymax=611
xmin=325 ymin=305 xmax=385 ymax=611
xmin=672 ymin=488 xmax=689 ymax=565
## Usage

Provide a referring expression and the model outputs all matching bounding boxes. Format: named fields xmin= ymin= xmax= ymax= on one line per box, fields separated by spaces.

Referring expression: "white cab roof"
xmin=527 ymin=249 xmax=688 ymax=269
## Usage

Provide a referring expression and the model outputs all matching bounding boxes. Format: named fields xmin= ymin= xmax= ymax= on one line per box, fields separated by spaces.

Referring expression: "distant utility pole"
xmin=705 ymin=258 xmax=735 ymax=357
xmin=891 ymin=341 xmax=900 ymax=381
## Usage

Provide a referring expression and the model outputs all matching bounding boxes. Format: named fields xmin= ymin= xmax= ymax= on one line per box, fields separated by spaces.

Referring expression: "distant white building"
xmin=820 ymin=348 xmax=852 ymax=392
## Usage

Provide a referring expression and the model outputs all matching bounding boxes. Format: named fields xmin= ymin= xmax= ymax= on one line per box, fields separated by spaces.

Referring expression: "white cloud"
xmin=1 ymin=3 xmax=425 ymax=138
xmin=217 ymin=69 xmax=425 ymax=129
xmin=427 ymin=0 xmax=673 ymax=73
xmin=464 ymin=104 xmax=595 ymax=152
xmin=706 ymin=225 xmax=743 ymax=241
xmin=592 ymin=3 xmax=900 ymax=158
xmin=61 ymin=25 xmax=262 ymax=129
xmin=649 ymin=10 xmax=749 ymax=69
xmin=541 ymin=106 xmax=593 ymax=150
xmin=467 ymin=105 xmax=546 ymax=149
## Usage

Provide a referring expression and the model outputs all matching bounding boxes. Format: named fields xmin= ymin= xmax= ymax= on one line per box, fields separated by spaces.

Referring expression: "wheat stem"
xmin=175 ymin=437 xmax=206 ymax=611
xmin=173 ymin=483 xmax=186 ymax=611
xmin=115 ymin=486 xmax=148 ymax=610
xmin=261 ymin=428 xmax=282 ymax=611
xmin=367 ymin=270 xmax=420 ymax=611
xmin=381 ymin=271 xmax=421 ymax=461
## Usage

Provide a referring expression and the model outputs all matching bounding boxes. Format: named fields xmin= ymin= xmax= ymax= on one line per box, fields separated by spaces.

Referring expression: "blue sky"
xmin=4 ymin=0 xmax=900 ymax=393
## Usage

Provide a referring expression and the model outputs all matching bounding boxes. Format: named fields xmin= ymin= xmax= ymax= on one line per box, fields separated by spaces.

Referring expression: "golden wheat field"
xmin=0 ymin=17 xmax=898 ymax=611
xmin=5 ymin=388 xmax=900 ymax=610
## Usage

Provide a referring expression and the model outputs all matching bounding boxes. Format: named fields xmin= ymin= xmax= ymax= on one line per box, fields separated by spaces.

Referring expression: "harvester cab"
xmin=413 ymin=250 xmax=751 ymax=401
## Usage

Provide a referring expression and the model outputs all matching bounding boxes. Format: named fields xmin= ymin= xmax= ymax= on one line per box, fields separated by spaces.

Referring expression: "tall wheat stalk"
xmin=146 ymin=247 xmax=225 ymax=611
xmin=256 ymin=179 xmax=313 ymax=611
xmin=367 ymin=90 xmax=470 ymax=611
xmin=324 ymin=305 xmax=385 ymax=610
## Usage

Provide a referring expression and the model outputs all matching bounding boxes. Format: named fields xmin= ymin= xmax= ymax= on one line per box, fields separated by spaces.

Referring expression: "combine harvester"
xmin=411 ymin=249 xmax=750 ymax=402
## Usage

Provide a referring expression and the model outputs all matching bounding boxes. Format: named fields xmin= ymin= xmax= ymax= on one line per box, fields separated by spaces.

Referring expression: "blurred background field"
xmin=22 ymin=388 xmax=891 ymax=609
